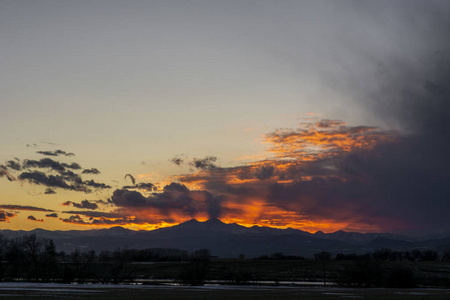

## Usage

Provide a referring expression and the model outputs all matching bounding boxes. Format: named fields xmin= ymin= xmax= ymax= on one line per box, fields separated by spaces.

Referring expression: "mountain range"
xmin=2 ymin=219 xmax=450 ymax=257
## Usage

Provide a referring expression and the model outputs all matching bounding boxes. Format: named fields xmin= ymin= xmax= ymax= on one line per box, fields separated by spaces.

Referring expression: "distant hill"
xmin=1 ymin=219 xmax=449 ymax=258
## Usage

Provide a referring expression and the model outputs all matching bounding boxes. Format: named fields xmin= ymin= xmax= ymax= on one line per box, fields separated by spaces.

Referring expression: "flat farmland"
xmin=0 ymin=283 xmax=450 ymax=300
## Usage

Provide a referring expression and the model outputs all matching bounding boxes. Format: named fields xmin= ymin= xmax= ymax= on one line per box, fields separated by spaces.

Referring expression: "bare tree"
xmin=22 ymin=234 xmax=44 ymax=282
xmin=0 ymin=234 xmax=9 ymax=281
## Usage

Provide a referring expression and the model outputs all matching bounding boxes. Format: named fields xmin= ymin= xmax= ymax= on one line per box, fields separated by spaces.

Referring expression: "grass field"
xmin=0 ymin=282 xmax=450 ymax=300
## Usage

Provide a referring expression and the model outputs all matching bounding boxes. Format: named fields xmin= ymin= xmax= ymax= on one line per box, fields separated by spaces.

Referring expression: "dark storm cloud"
xmin=171 ymin=46 xmax=450 ymax=233
xmin=111 ymin=182 xmax=222 ymax=219
xmin=0 ymin=205 xmax=54 ymax=212
xmin=325 ymin=6 xmax=450 ymax=234
xmin=36 ymin=150 xmax=75 ymax=157
xmin=254 ymin=165 xmax=274 ymax=180
xmin=82 ymin=168 xmax=101 ymax=174
xmin=189 ymin=156 xmax=218 ymax=170
xmin=45 ymin=213 xmax=58 ymax=218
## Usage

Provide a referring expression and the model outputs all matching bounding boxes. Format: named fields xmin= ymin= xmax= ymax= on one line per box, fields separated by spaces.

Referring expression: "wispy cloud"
xmin=36 ymin=150 xmax=75 ymax=157
xmin=0 ymin=205 xmax=54 ymax=212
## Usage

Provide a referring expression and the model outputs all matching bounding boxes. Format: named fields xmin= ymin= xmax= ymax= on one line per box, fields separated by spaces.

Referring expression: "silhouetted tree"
xmin=338 ymin=259 xmax=383 ymax=287
xmin=314 ymin=251 xmax=332 ymax=286
xmin=40 ymin=239 xmax=57 ymax=282
xmin=373 ymin=248 xmax=392 ymax=260
xmin=384 ymin=264 xmax=416 ymax=288
xmin=69 ymin=249 xmax=96 ymax=283
xmin=6 ymin=237 xmax=25 ymax=281
xmin=22 ymin=234 xmax=44 ymax=282
xmin=179 ymin=249 xmax=211 ymax=286
xmin=0 ymin=234 xmax=9 ymax=281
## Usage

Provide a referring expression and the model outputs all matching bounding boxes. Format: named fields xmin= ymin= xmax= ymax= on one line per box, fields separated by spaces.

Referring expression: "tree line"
xmin=0 ymin=233 xmax=207 ymax=284
xmin=0 ymin=233 xmax=449 ymax=287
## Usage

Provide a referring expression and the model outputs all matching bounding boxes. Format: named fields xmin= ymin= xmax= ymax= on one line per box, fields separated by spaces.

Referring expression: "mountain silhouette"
xmin=1 ymin=219 xmax=449 ymax=257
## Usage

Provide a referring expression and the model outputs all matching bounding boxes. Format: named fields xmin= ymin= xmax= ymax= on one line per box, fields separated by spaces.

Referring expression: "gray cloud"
xmin=6 ymin=160 xmax=21 ymax=171
xmin=82 ymin=168 xmax=101 ymax=174
xmin=10 ymin=153 xmax=112 ymax=193
xmin=111 ymin=182 xmax=222 ymax=219
xmin=36 ymin=150 xmax=75 ymax=157
xmin=19 ymin=171 xmax=87 ymax=192
xmin=0 ymin=165 xmax=15 ymax=181
xmin=62 ymin=211 xmax=123 ymax=218
xmin=46 ymin=213 xmax=58 ymax=218
xmin=62 ymin=162 xmax=82 ymax=170
xmin=84 ymin=179 xmax=111 ymax=190
xmin=18 ymin=171 xmax=110 ymax=193
xmin=62 ymin=200 xmax=99 ymax=210
xmin=27 ymin=215 xmax=43 ymax=222
xmin=189 ymin=156 xmax=218 ymax=170
xmin=59 ymin=215 xmax=85 ymax=225
xmin=171 ymin=157 xmax=184 ymax=166
xmin=59 ymin=213 xmax=136 ymax=226
xmin=44 ymin=188 xmax=56 ymax=194
xmin=0 ymin=204 xmax=54 ymax=212
xmin=123 ymin=182 xmax=157 ymax=191
xmin=23 ymin=158 xmax=66 ymax=172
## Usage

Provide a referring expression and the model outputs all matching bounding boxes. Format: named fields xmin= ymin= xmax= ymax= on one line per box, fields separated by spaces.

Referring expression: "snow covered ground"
xmin=0 ymin=282 xmax=449 ymax=299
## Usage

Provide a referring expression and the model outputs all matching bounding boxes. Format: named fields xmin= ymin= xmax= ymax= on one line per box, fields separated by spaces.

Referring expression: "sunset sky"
xmin=1 ymin=0 xmax=449 ymax=236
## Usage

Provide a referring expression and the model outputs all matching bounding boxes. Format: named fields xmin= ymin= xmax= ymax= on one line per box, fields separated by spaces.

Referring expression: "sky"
xmin=1 ymin=0 xmax=449 ymax=236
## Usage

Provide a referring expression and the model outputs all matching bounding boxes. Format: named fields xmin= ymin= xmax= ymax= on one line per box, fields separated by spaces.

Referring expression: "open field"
xmin=131 ymin=258 xmax=450 ymax=286
xmin=0 ymin=282 xmax=450 ymax=300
